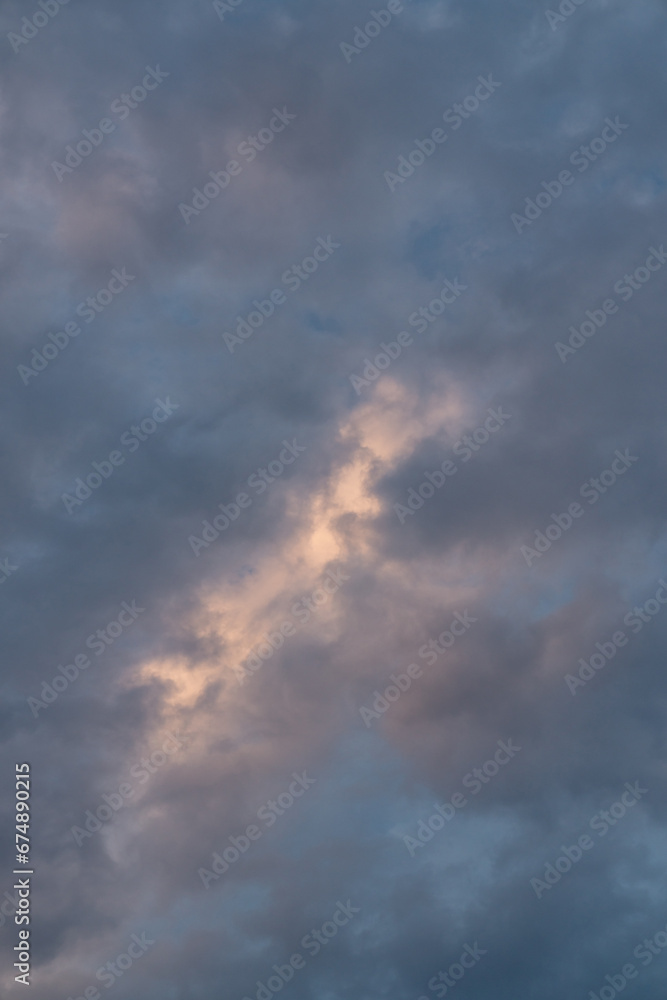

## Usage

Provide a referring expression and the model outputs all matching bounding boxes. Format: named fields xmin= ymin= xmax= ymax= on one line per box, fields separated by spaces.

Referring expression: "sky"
xmin=2 ymin=0 xmax=667 ymax=998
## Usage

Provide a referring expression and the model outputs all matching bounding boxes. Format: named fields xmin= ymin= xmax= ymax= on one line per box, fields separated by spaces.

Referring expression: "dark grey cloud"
xmin=1 ymin=0 xmax=667 ymax=998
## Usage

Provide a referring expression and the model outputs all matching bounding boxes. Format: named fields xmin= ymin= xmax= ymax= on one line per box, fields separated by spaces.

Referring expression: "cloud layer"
xmin=2 ymin=1 xmax=667 ymax=998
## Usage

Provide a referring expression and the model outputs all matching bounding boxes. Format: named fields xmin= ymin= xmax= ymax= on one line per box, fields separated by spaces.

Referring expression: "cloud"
xmin=2 ymin=1 xmax=667 ymax=998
